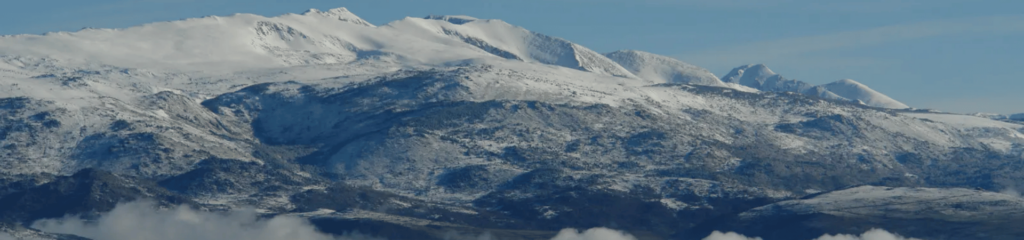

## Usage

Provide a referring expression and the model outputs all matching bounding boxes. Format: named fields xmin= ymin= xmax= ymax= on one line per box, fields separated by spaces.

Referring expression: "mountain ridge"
xmin=604 ymin=50 xmax=725 ymax=86
xmin=0 ymin=7 xmax=1021 ymax=240
xmin=721 ymin=64 xmax=909 ymax=109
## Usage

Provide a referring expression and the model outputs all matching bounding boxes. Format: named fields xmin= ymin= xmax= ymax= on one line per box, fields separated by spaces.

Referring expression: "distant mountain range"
xmin=0 ymin=7 xmax=1022 ymax=240
xmin=720 ymin=64 xmax=909 ymax=109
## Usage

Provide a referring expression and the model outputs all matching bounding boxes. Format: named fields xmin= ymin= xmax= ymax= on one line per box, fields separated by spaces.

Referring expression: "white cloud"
xmin=1002 ymin=189 xmax=1021 ymax=198
xmin=702 ymin=231 xmax=763 ymax=240
xmin=814 ymin=229 xmax=922 ymax=240
xmin=31 ymin=201 xmax=380 ymax=240
xmin=552 ymin=228 xmax=921 ymax=240
xmin=549 ymin=228 xmax=638 ymax=240
xmin=23 ymin=202 xmax=926 ymax=240
xmin=701 ymin=229 xmax=921 ymax=240
xmin=749 ymin=15 xmax=1024 ymax=54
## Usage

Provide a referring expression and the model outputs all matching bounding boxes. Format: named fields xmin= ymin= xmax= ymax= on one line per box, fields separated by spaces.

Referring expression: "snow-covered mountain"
xmin=0 ymin=8 xmax=632 ymax=79
xmin=821 ymin=79 xmax=909 ymax=109
xmin=721 ymin=64 xmax=783 ymax=90
xmin=603 ymin=50 xmax=724 ymax=86
xmin=417 ymin=15 xmax=638 ymax=78
xmin=0 ymin=7 xmax=1021 ymax=240
xmin=721 ymin=64 xmax=909 ymax=109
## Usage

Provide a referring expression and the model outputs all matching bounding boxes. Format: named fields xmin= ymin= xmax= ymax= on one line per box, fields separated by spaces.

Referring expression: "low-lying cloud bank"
xmin=700 ymin=229 xmax=922 ymax=240
xmin=550 ymin=228 xmax=638 ymax=240
xmin=810 ymin=229 xmax=922 ymax=240
xmin=545 ymin=228 xmax=921 ymax=240
xmin=28 ymin=201 xmax=920 ymax=240
xmin=31 ymin=201 xmax=378 ymax=240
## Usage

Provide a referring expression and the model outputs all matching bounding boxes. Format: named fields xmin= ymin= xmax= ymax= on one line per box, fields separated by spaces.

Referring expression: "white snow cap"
xmin=822 ymin=79 xmax=909 ymax=109
xmin=302 ymin=7 xmax=374 ymax=27
xmin=721 ymin=64 xmax=777 ymax=88
xmin=409 ymin=15 xmax=638 ymax=78
xmin=604 ymin=50 xmax=725 ymax=86
xmin=0 ymin=6 xmax=634 ymax=77
xmin=721 ymin=64 xmax=909 ymax=109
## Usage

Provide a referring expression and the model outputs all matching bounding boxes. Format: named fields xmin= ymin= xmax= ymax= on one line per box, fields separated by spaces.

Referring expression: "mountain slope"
xmin=721 ymin=64 xmax=909 ymax=109
xmin=411 ymin=15 xmax=638 ymax=78
xmin=604 ymin=50 xmax=724 ymax=86
xmin=0 ymin=169 xmax=193 ymax=222
xmin=822 ymin=79 xmax=909 ymax=109
xmin=0 ymin=8 xmax=380 ymax=70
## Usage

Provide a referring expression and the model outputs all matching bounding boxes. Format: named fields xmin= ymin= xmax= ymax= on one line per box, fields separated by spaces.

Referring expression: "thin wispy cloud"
xmin=702 ymin=229 xmax=922 ymax=240
xmin=785 ymin=0 xmax=933 ymax=13
xmin=679 ymin=15 xmax=1024 ymax=69
xmin=552 ymin=0 xmax=797 ymax=8
xmin=75 ymin=0 xmax=203 ymax=15
xmin=554 ymin=0 xmax=924 ymax=12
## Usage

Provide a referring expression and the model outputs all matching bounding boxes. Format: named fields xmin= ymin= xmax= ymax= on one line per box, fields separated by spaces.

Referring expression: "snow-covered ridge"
xmin=0 ymin=7 xmax=638 ymax=81
xmin=0 ymin=7 xmax=914 ymax=102
xmin=604 ymin=50 xmax=724 ymax=86
xmin=301 ymin=7 xmax=375 ymax=27
xmin=410 ymin=16 xmax=638 ymax=78
xmin=822 ymin=79 xmax=909 ymax=109
xmin=721 ymin=64 xmax=909 ymax=109
xmin=905 ymin=112 xmax=1024 ymax=129
xmin=900 ymin=112 xmax=1024 ymax=152
xmin=973 ymin=112 xmax=1024 ymax=122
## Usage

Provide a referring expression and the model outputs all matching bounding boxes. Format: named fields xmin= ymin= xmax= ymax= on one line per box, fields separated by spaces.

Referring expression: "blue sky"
xmin=2 ymin=0 xmax=1021 ymax=113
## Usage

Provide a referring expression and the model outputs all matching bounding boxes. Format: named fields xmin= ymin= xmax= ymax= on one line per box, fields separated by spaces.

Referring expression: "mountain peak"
xmin=424 ymin=15 xmax=481 ymax=25
xmin=720 ymin=65 xmax=908 ymax=109
xmin=388 ymin=16 xmax=634 ymax=78
xmin=833 ymin=78 xmax=865 ymax=86
xmin=302 ymin=7 xmax=351 ymax=15
xmin=743 ymin=64 xmax=776 ymax=76
xmin=721 ymin=64 xmax=778 ymax=88
xmin=302 ymin=7 xmax=374 ymax=27
xmin=608 ymin=49 xmax=645 ymax=55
